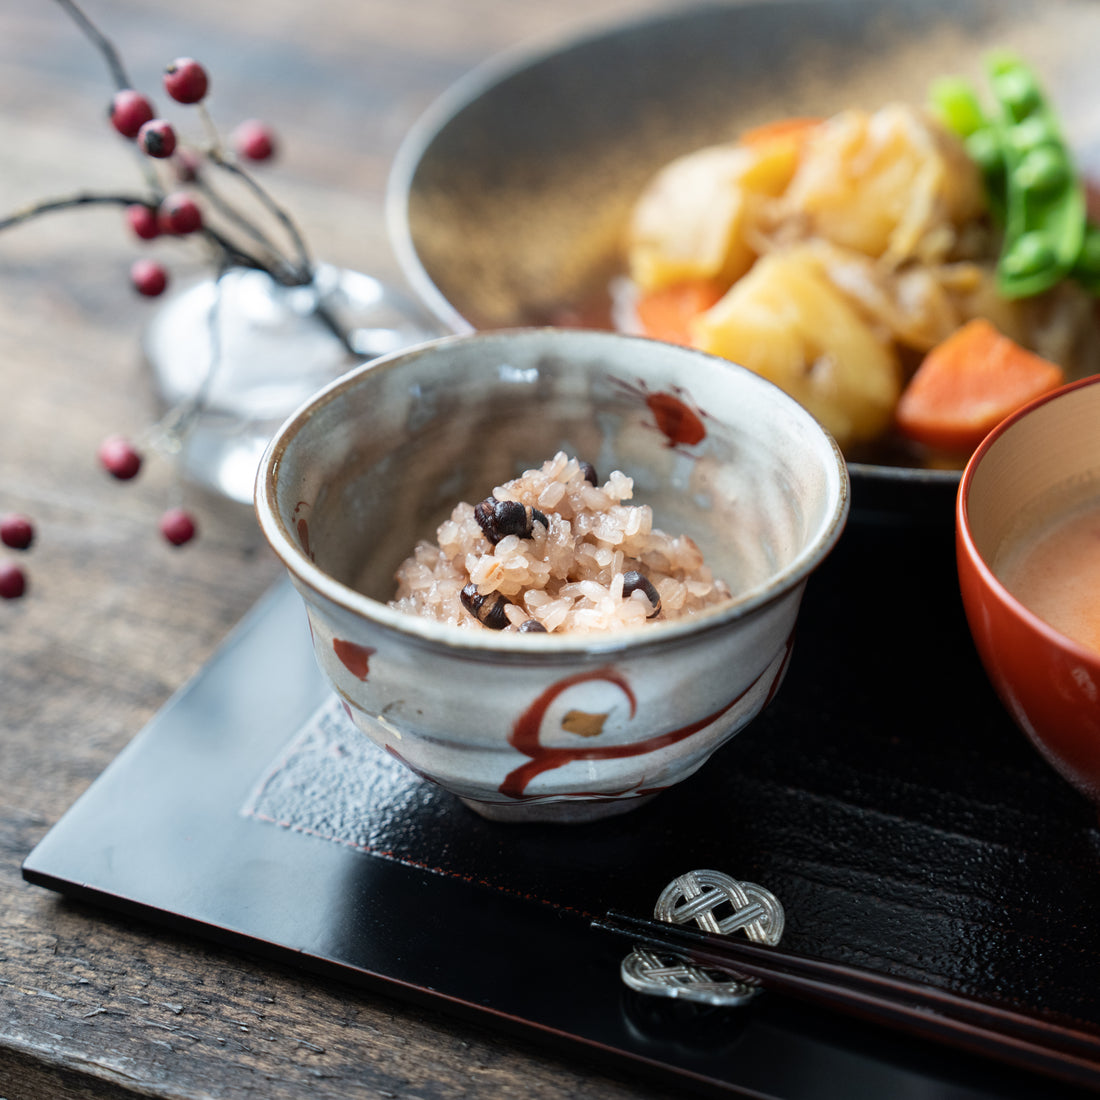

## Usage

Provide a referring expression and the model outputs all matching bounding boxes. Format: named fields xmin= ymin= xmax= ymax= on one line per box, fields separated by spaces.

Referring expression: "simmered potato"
xmin=691 ymin=248 xmax=901 ymax=449
xmin=778 ymin=104 xmax=986 ymax=266
xmin=628 ymin=137 xmax=802 ymax=292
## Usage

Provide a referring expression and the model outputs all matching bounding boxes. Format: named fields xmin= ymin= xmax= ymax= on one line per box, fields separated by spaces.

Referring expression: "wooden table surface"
xmin=0 ymin=1 xmax=693 ymax=1096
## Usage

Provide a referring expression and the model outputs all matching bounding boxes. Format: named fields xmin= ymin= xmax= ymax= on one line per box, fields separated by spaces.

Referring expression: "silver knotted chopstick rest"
xmin=656 ymin=868 xmax=785 ymax=943
xmin=620 ymin=869 xmax=785 ymax=1006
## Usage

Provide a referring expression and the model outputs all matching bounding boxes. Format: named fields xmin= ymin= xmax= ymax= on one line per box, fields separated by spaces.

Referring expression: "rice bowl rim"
xmin=255 ymin=328 xmax=851 ymax=659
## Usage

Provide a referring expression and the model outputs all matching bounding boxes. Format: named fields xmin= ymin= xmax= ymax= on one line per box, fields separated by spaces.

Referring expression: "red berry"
xmin=131 ymin=258 xmax=168 ymax=297
xmin=233 ymin=119 xmax=276 ymax=162
xmin=0 ymin=562 xmax=26 ymax=599
xmin=0 ymin=514 xmax=34 ymax=550
xmin=157 ymin=193 xmax=203 ymax=235
xmin=163 ymin=58 xmax=209 ymax=104
xmin=159 ymin=507 xmax=197 ymax=546
xmin=126 ymin=203 xmax=160 ymax=241
xmin=137 ymin=119 xmax=177 ymax=158
xmin=109 ymin=89 xmax=155 ymax=139
xmin=98 ymin=435 xmax=143 ymax=480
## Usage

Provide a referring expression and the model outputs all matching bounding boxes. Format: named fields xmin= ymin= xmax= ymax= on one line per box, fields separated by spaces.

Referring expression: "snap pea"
xmin=986 ymin=52 xmax=1085 ymax=299
xmin=929 ymin=76 xmax=987 ymax=139
xmin=930 ymin=54 xmax=1091 ymax=300
xmin=929 ymin=76 xmax=1005 ymax=223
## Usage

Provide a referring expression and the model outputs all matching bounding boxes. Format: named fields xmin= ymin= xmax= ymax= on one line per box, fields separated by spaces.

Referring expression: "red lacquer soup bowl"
xmin=957 ymin=375 xmax=1100 ymax=806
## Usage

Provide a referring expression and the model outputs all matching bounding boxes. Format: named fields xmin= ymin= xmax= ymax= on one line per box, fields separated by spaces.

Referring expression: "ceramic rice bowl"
xmin=255 ymin=329 xmax=849 ymax=823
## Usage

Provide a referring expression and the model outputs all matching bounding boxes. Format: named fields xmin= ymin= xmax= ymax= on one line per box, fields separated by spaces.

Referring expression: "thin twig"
xmin=52 ymin=0 xmax=131 ymax=90
xmin=196 ymin=104 xmax=223 ymax=156
xmin=0 ymin=192 xmax=146 ymax=231
xmin=196 ymin=224 xmax=273 ymax=275
xmin=313 ymin=299 xmax=359 ymax=357
xmin=0 ymin=191 xmax=267 ymax=276
xmin=187 ymin=169 xmax=300 ymax=282
xmin=207 ymin=150 xmax=313 ymax=280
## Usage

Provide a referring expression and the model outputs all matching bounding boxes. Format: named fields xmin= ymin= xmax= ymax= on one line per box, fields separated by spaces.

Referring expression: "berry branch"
xmin=6 ymin=2 xmax=318 ymax=291
xmin=1 ymin=0 xmax=360 ymax=596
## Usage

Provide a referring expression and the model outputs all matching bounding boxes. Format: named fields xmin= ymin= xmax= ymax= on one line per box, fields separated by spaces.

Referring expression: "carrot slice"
xmin=895 ymin=318 xmax=1066 ymax=455
xmin=635 ymin=279 xmax=726 ymax=347
xmin=738 ymin=116 xmax=823 ymax=149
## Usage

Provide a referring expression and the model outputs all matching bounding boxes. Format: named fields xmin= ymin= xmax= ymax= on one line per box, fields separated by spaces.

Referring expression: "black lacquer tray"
xmin=22 ymin=520 xmax=1100 ymax=1099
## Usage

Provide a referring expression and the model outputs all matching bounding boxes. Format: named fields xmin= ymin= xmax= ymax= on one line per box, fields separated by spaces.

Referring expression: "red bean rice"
xmin=389 ymin=453 xmax=732 ymax=633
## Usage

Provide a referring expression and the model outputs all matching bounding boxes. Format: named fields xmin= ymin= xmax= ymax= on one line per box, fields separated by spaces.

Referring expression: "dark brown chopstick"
xmin=594 ymin=910 xmax=1100 ymax=1090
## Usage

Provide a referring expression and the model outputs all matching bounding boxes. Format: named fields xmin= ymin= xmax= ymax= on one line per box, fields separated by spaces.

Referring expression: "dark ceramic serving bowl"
xmin=387 ymin=0 xmax=1100 ymax=525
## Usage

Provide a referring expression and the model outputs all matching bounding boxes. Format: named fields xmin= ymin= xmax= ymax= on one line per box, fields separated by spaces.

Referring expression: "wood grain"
xmin=0 ymin=1 xmax=686 ymax=1095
